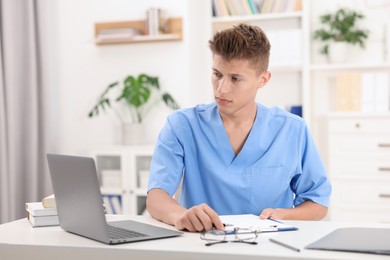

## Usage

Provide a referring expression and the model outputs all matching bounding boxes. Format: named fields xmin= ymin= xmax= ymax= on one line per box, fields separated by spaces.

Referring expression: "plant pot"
xmin=328 ymin=42 xmax=349 ymax=63
xmin=122 ymin=123 xmax=151 ymax=145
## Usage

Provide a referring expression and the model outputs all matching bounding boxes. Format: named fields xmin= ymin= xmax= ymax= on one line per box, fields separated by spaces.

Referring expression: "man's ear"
xmin=258 ymin=71 xmax=271 ymax=89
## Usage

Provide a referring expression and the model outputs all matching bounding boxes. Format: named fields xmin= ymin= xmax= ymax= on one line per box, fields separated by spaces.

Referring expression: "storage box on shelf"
xmin=90 ymin=145 xmax=154 ymax=215
xmin=325 ymin=115 xmax=390 ymax=223
xmin=95 ymin=17 xmax=182 ymax=45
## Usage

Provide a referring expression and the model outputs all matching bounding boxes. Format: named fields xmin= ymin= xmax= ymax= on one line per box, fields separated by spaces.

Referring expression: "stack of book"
xmin=25 ymin=194 xmax=59 ymax=227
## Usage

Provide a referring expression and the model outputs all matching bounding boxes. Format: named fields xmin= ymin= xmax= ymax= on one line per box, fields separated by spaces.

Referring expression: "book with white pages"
xmin=25 ymin=202 xmax=58 ymax=217
xmin=220 ymin=214 xmax=298 ymax=234
xmin=27 ymin=213 xmax=59 ymax=227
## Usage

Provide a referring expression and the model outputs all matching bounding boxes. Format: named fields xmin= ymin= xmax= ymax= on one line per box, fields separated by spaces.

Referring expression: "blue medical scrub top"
xmin=147 ymin=103 xmax=331 ymax=215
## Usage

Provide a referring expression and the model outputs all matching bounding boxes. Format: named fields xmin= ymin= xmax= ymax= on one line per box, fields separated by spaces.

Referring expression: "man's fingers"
xmin=175 ymin=204 xmax=222 ymax=232
xmin=202 ymin=204 xmax=224 ymax=230
xmin=260 ymin=208 xmax=273 ymax=219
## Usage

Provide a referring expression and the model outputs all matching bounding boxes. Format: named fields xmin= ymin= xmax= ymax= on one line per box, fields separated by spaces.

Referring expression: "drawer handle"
xmin=378 ymin=143 xmax=390 ymax=148
xmin=379 ymin=194 xmax=390 ymax=198
xmin=379 ymin=167 xmax=390 ymax=172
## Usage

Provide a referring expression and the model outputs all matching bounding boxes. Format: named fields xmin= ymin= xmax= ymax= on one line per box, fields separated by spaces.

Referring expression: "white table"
xmin=0 ymin=215 xmax=389 ymax=260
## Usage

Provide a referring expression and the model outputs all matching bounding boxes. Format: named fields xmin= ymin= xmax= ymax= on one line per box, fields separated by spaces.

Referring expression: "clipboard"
xmin=219 ymin=214 xmax=298 ymax=234
xmin=305 ymin=228 xmax=390 ymax=255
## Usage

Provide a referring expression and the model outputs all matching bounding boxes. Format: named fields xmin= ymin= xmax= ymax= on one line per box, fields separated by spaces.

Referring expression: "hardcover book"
xmin=25 ymin=202 xmax=57 ymax=217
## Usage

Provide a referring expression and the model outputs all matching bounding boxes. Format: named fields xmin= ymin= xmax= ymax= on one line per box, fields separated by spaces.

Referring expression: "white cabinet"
xmin=90 ymin=145 xmax=154 ymax=215
xmin=326 ymin=115 xmax=390 ymax=223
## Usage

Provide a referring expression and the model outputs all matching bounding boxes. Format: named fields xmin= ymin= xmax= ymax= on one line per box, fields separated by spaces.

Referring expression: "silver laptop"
xmin=47 ymin=153 xmax=182 ymax=245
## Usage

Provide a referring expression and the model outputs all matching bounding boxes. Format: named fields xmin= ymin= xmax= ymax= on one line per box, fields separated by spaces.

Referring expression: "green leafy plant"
xmin=313 ymin=8 xmax=369 ymax=55
xmin=88 ymin=74 xmax=179 ymax=123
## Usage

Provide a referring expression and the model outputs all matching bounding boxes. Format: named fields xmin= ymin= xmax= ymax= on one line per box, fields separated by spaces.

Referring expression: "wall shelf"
xmin=95 ymin=17 xmax=183 ymax=45
xmin=310 ymin=62 xmax=390 ymax=72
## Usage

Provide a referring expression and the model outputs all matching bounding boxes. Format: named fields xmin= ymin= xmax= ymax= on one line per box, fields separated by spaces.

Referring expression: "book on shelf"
xmin=248 ymin=0 xmax=261 ymax=14
xmin=102 ymin=194 xmax=122 ymax=214
xmin=373 ymin=72 xmax=389 ymax=112
xmin=27 ymin=213 xmax=59 ymax=227
xmin=213 ymin=0 xmax=229 ymax=17
xmin=25 ymin=202 xmax=57 ymax=216
xmin=335 ymin=73 xmax=361 ymax=112
xmin=387 ymin=20 xmax=390 ymax=63
xmin=360 ymin=72 xmax=390 ymax=113
xmin=42 ymin=194 xmax=56 ymax=208
xmin=361 ymin=72 xmax=375 ymax=112
xmin=146 ymin=7 xmax=165 ymax=35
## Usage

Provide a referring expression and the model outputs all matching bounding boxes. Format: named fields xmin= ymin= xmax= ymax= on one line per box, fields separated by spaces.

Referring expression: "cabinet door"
xmin=94 ymin=154 xmax=125 ymax=214
xmin=126 ymin=146 xmax=155 ymax=215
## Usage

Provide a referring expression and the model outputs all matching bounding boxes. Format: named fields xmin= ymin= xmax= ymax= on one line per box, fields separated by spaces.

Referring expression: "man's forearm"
xmin=260 ymin=201 xmax=328 ymax=220
xmin=279 ymin=201 xmax=328 ymax=220
xmin=146 ymin=188 xmax=186 ymax=226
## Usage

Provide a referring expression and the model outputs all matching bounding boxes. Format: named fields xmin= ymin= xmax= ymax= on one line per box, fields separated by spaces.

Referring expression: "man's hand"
xmin=259 ymin=201 xmax=328 ymax=220
xmin=259 ymin=208 xmax=285 ymax=220
xmin=173 ymin=203 xmax=224 ymax=232
xmin=147 ymin=189 xmax=224 ymax=232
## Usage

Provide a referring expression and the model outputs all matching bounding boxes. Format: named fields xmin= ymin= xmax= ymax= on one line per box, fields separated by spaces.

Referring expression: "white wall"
xmin=45 ymin=0 xmax=390 ymax=156
xmin=45 ymin=0 xmax=212 ymax=155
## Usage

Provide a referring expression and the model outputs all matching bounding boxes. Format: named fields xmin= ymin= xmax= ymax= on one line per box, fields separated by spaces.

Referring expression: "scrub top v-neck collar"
xmin=213 ymin=104 xmax=266 ymax=171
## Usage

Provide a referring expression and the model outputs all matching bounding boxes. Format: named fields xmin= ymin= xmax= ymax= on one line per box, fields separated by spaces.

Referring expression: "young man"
xmin=147 ymin=24 xmax=331 ymax=232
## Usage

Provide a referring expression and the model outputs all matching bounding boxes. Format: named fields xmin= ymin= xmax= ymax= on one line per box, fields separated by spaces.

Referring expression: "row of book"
xmin=102 ymin=194 xmax=122 ymax=214
xmin=212 ymin=0 xmax=302 ymax=17
xmin=333 ymin=72 xmax=389 ymax=113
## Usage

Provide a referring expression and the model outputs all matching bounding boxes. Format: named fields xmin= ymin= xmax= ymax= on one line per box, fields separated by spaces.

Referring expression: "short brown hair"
xmin=209 ymin=23 xmax=271 ymax=72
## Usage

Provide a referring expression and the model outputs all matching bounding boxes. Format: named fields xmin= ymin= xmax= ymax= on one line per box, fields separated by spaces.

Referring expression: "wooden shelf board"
xmin=96 ymin=34 xmax=182 ymax=45
xmin=95 ymin=17 xmax=182 ymax=45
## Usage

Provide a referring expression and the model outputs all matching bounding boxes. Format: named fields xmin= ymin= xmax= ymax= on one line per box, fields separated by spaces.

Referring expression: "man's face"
xmin=212 ymin=54 xmax=270 ymax=116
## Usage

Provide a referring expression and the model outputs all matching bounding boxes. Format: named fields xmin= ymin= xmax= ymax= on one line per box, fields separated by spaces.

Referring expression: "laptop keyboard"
xmin=107 ymin=225 xmax=148 ymax=239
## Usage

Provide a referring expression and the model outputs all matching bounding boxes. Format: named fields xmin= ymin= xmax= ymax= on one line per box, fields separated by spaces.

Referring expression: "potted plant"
xmin=88 ymin=73 xmax=179 ymax=144
xmin=313 ymin=8 xmax=369 ymax=63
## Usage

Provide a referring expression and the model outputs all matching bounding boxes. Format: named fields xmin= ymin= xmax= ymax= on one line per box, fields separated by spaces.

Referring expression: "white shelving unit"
xmin=90 ymin=145 xmax=154 ymax=215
